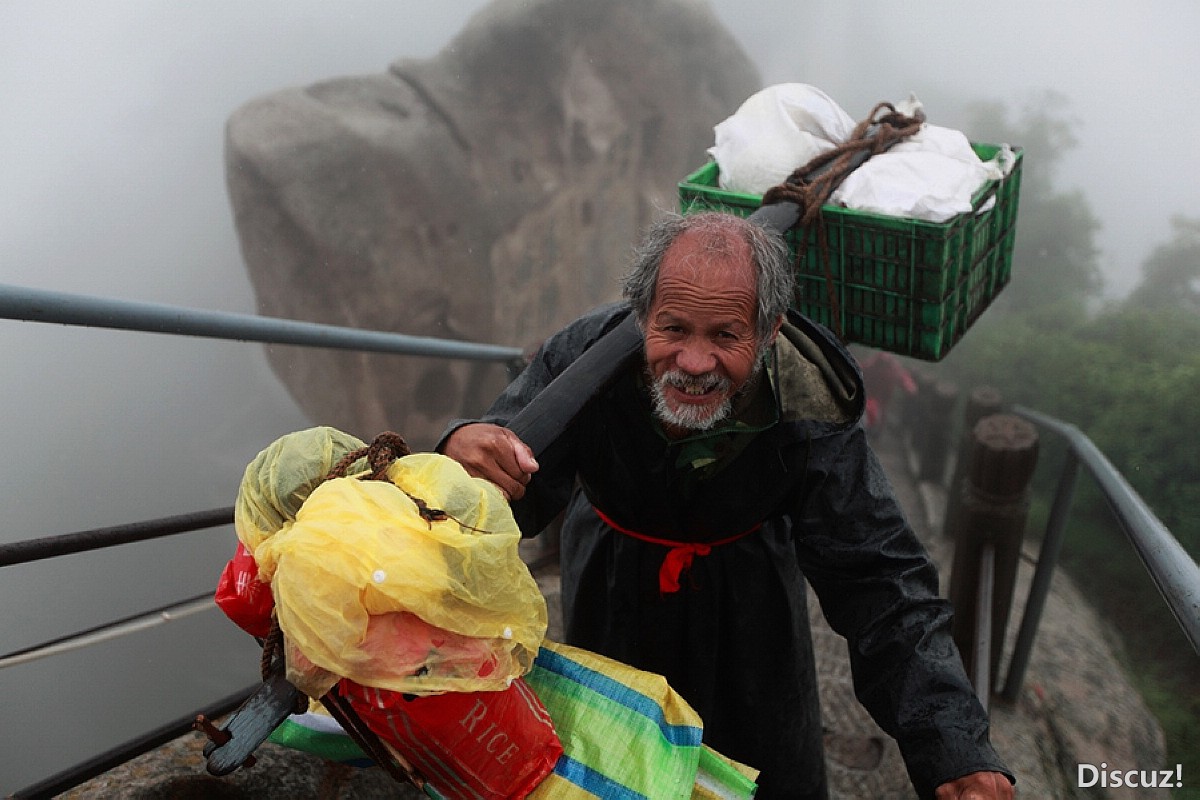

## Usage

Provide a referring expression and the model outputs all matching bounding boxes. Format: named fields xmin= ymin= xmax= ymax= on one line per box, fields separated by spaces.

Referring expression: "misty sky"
xmin=1 ymin=1 xmax=1196 ymax=791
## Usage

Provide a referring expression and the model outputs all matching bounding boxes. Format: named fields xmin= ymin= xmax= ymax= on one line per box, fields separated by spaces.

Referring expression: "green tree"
xmin=1124 ymin=215 xmax=1200 ymax=313
xmin=1082 ymin=307 xmax=1200 ymax=554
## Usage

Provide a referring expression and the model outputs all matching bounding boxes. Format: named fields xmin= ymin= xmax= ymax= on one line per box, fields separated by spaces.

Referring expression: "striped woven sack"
xmin=265 ymin=642 xmax=758 ymax=799
xmin=692 ymin=747 xmax=759 ymax=800
xmin=524 ymin=641 xmax=757 ymax=800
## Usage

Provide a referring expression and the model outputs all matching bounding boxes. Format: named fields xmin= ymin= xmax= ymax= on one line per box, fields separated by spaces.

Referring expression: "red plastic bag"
xmin=215 ymin=541 xmax=275 ymax=638
xmin=340 ymin=677 xmax=563 ymax=800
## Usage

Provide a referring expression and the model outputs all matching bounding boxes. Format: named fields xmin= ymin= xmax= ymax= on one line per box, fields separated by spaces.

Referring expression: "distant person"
xmin=440 ymin=212 xmax=1014 ymax=799
xmin=859 ymin=349 xmax=917 ymax=435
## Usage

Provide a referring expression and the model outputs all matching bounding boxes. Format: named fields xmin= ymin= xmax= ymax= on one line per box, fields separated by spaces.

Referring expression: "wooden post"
xmin=949 ymin=413 xmax=1039 ymax=694
xmin=941 ymin=386 xmax=1005 ymax=539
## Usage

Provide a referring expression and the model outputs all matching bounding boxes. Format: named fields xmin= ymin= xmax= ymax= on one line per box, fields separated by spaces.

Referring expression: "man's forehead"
xmin=659 ymin=228 xmax=756 ymax=287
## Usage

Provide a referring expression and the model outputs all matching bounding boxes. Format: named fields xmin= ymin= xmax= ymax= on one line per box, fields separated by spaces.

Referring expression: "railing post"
xmin=949 ymin=414 xmax=1039 ymax=696
xmin=1001 ymin=448 xmax=1080 ymax=703
xmin=941 ymin=386 xmax=1004 ymax=539
xmin=971 ymin=542 xmax=997 ymax=713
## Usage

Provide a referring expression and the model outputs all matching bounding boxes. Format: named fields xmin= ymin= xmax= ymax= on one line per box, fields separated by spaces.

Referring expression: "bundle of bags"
xmin=708 ymin=82 xmax=1016 ymax=222
xmin=215 ymin=427 xmax=757 ymax=799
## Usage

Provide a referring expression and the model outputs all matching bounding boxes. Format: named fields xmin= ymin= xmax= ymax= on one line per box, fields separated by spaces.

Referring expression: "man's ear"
xmin=767 ymin=314 xmax=784 ymax=344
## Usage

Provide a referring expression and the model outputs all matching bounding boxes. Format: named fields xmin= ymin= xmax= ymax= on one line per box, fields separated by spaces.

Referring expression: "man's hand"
xmin=442 ymin=423 xmax=539 ymax=500
xmin=934 ymin=771 xmax=1013 ymax=799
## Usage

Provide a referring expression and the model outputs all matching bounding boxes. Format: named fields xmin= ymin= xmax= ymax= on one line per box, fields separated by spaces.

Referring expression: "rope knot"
xmin=326 ymin=431 xmax=411 ymax=482
xmin=592 ymin=505 xmax=762 ymax=594
xmin=759 ymin=100 xmax=925 ymax=339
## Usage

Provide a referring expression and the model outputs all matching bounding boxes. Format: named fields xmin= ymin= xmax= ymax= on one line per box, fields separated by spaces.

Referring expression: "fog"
xmin=1 ymin=0 xmax=1195 ymax=791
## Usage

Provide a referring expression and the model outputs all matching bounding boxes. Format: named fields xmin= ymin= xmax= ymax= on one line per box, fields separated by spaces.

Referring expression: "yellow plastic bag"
xmin=253 ymin=451 xmax=548 ymax=698
xmin=234 ymin=426 xmax=367 ymax=552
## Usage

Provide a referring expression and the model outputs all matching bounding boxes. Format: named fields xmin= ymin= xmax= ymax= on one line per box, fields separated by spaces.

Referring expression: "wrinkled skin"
xmin=641 ymin=228 xmax=779 ymax=436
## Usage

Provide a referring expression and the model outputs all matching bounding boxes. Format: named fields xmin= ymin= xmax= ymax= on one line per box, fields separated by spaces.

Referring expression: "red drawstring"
xmin=591 ymin=506 xmax=761 ymax=593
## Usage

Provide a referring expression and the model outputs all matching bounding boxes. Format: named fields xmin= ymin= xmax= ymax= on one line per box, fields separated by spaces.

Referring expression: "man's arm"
xmin=792 ymin=430 xmax=1014 ymax=798
xmin=441 ymin=309 xmax=641 ymax=501
xmin=436 ymin=302 xmax=634 ymax=532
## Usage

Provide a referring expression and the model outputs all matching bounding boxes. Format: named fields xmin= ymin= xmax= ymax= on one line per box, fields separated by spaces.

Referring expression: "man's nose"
xmin=675 ymin=339 xmax=717 ymax=374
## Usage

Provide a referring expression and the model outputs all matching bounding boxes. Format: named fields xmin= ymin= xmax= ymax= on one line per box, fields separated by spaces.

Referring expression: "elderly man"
xmin=440 ymin=211 xmax=1014 ymax=799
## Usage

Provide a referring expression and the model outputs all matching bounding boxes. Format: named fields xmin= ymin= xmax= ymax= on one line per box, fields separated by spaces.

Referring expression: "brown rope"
xmin=260 ymin=616 xmax=309 ymax=714
xmin=761 ymin=102 xmax=925 ymax=339
xmin=260 ymin=618 xmax=282 ymax=681
xmin=327 ymin=431 xmax=412 ymax=482
xmin=323 ymin=430 xmax=485 ymax=530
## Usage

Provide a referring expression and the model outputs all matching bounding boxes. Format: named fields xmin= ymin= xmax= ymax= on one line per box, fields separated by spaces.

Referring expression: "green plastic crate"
xmin=677 ymin=142 xmax=1023 ymax=361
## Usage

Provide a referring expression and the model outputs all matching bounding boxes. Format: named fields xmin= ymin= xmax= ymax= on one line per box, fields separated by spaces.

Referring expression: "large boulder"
xmin=225 ymin=0 xmax=760 ymax=447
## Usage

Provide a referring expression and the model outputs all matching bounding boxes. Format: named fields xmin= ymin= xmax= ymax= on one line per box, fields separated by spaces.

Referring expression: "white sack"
xmin=708 ymin=83 xmax=856 ymax=195
xmin=830 ymin=149 xmax=989 ymax=223
xmin=709 ymin=85 xmax=1014 ymax=222
xmin=832 ymin=125 xmax=1014 ymax=221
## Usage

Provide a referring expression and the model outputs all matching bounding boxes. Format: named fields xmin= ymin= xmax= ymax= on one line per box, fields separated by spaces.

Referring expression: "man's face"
xmin=642 ymin=230 xmax=772 ymax=435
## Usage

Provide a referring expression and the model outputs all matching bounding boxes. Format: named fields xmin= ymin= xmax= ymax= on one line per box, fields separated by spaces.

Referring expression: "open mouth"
xmin=676 ymin=383 xmax=718 ymax=400
xmin=664 ymin=372 xmax=727 ymax=402
xmin=649 ymin=370 xmax=735 ymax=432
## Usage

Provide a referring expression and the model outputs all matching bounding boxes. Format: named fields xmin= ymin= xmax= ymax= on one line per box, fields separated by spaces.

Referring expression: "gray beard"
xmin=649 ymin=371 xmax=733 ymax=432
xmin=647 ymin=351 xmax=767 ymax=433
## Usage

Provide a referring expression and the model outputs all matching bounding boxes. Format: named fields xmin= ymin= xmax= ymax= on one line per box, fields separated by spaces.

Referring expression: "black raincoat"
xmin=441 ymin=302 xmax=1012 ymax=799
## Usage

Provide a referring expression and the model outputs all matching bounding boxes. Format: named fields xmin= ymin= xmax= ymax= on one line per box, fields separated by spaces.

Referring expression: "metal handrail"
xmin=0 ymin=507 xmax=237 ymax=668
xmin=0 ymin=593 xmax=218 ymax=670
xmin=0 ymin=282 xmax=525 ymax=364
xmin=0 ymin=507 xmax=234 ymax=567
xmin=0 ymin=280 xmax=533 ymax=662
xmin=1001 ymin=404 xmax=1200 ymax=702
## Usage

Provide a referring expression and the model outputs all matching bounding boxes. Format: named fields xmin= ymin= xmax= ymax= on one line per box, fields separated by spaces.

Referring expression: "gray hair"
xmin=620 ymin=211 xmax=794 ymax=343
